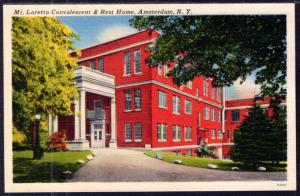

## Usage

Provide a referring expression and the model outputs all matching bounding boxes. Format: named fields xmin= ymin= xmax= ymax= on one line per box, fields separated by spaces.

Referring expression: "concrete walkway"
xmin=69 ymin=148 xmax=286 ymax=182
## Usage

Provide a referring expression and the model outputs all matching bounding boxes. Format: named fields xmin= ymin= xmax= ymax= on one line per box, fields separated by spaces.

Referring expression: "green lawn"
xmin=13 ymin=150 xmax=92 ymax=183
xmin=145 ymin=151 xmax=286 ymax=172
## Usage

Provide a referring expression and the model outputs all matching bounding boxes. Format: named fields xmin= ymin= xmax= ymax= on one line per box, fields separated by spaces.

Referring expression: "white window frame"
xmin=99 ymin=59 xmax=104 ymax=73
xmin=125 ymin=124 xmax=132 ymax=142
xmin=211 ymin=129 xmax=216 ymax=139
xmin=204 ymin=79 xmax=209 ymax=96
xmin=134 ymin=49 xmax=141 ymax=74
xmin=134 ymin=89 xmax=141 ymax=110
xmin=187 ymin=81 xmax=193 ymax=89
xmin=217 ymin=88 xmax=222 ymax=101
xmin=172 ymin=125 xmax=181 ymax=141
xmin=157 ymin=123 xmax=167 ymax=142
xmin=218 ymin=110 xmax=221 ymax=123
xmin=184 ymin=127 xmax=192 ymax=141
xmin=125 ymin=90 xmax=132 ymax=111
xmin=185 ymin=100 xmax=192 ymax=114
xmin=124 ymin=51 xmax=131 ymax=76
xmin=197 ymin=112 xmax=201 ymax=127
xmin=90 ymin=61 xmax=96 ymax=70
xmin=135 ymin=123 xmax=142 ymax=142
xmin=172 ymin=96 xmax=180 ymax=114
xmin=211 ymin=108 xmax=216 ymax=121
xmin=218 ymin=130 xmax=223 ymax=139
xmin=204 ymin=106 xmax=210 ymax=120
xmin=157 ymin=64 xmax=163 ymax=75
xmin=158 ymin=91 xmax=167 ymax=108
xmin=163 ymin=64 xmax=169 ymax=77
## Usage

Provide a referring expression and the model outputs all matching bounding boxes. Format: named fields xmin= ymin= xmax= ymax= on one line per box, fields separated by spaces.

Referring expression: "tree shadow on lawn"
xmin=13 ymin=157 xmax=79 ymax=183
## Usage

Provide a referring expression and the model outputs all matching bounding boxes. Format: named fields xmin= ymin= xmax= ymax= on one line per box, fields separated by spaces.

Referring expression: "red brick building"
xmin=48 ymin=30 xmax=279 ymax=159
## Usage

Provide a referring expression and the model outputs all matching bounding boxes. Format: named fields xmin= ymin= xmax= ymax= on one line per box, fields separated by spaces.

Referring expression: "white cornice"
xmin=78 ymin=39 xmax=155 ymax=63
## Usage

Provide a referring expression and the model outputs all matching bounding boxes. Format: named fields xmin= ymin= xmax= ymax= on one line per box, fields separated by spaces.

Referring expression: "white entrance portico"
xmin=49 ymin=66 xmax=117 ymax=150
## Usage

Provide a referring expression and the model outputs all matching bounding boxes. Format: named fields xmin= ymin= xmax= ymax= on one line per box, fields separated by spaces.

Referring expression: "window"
xmin=125 ymin=90 xmax=132 ymax=111
xmin=185 ymin=100 xmax=192 ymax=114
xmin=94 ymin=100 xmax=102 ymax=109
xmin=211 ymin=108 xmax=216 ymax=121
xmin=124 ymin=52 xmax=131 ymax=75
xmin=163 ymin=64 xmax=168 ymax=77
xmin=204 ymin=106 xmax=210 ymax=120
xmin=172 ymin=96 xmax=180 ymax=114
xmin=227 ymin=130 xmax=231 ymax=140
xmin=211 ymin=129 xmax=216 ymax=139
xmin=135 ymin=123 xmax=142 ymax=141
xmin=212 ymin=88 xmax=216 ymax=99
xmin=99 ymin=59 xmax=104 ymax=73
xmin=196 ymin=88 xmax=200 ymax=98
xmin=186 ymin=149 xmax=192 ymax=156
xmin=125 ymin=124 xmax=132 ymax=141
xmin=134 ymin=49 xmax=141 ymax=73
xmin=184 ymin=127 xmax=192 ymax=141
xmin=218 ymin=110 xmax=221 ymax=123
xmin=157 ymin=123 xmax=167 ymax=141
xmin=217 ymin=88 xmax=222 ymax=101
xmin=158 ymin=91 xmax=167 ymax=108
xmin=197 ymin=112 xmax=201 ymax=126
xmin=218 ymin=130 xmax=223 ymax=139
xmin=157 ymin=64 xmax=162 ymax=75
xmin=204 ymin=80 xmax=209 ymax=96
xmin=90 ymin=61 xmax=96 ymax=70
xmin=134 ymin=89 xmax=141 ymax=110
xmin=173 ymin=125 xmax=181 ymax=141
xmin=232 ymin=110 xmax=240 ymax=122
xmin=187 ymin=81 xmax=192 ymax=89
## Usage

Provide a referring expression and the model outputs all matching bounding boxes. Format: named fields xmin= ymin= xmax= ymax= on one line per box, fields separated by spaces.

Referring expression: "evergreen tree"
xmin=231 ymin=103 xmax=271 ymax=165
xmin=12 ymin=17 xmax=79 ymax=139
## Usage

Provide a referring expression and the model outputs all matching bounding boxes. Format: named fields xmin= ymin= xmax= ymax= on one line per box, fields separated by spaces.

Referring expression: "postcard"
xmin=3 ymin=3 xmax=296 ymax=192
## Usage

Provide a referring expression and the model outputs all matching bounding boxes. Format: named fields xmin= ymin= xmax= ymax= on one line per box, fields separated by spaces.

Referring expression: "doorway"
xmin=91 ymin=121 xmax=105 ymax=148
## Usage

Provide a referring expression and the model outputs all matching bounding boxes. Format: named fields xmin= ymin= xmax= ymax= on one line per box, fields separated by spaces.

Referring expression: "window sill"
xmin=185 ymin=139 xmax=192 ymax=142
xmin=232 ymin=120 xmax=240 ymax=123
xmin=134 ymin=72 xmax=142 ymax=75
xmin=173 ymin=139 xmax=181 ymax=142
xmin=173 ymin=112 xmax=180 ymax=115
xmin=125 ymin=140 xmax=132 ymax=142
xmin=134 ymin=139 xmax=142 ymax=142
xmin=158 ymin=106 xmax=168 ymax=109
xmin=158 ymin=140 xmax=167 ymax=142
xmin=123 ymin=74 xmax=131 ymax=77
xmin=124 ymin=110 xmax=132 ymax=112
xmin=135 ymin=109 xmax=141 ymax=111
xmin=185 ymin=112 xmax=192 ymax=115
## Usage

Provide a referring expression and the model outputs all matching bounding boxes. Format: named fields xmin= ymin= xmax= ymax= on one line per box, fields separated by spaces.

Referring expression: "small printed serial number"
xmin=277 ymin=183 xmax=287 ymax=187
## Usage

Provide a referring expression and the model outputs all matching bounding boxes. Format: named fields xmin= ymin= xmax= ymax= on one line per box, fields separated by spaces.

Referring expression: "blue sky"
xmin=58 ymin=16 xmax=260 ymax=100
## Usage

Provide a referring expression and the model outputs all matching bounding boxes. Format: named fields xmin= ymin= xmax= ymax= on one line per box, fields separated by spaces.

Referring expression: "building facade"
xmin=48 ymin=29 xmax=278 ymax=159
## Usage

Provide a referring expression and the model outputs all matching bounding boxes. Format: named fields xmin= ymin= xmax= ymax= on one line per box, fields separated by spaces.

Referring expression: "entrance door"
xmin=91 ymin=122 xmax=105 ymax=148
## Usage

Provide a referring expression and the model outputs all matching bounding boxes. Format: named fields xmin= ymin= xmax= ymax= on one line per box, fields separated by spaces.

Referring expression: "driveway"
xmin=69 ymin=148 xmax=286 ymax=182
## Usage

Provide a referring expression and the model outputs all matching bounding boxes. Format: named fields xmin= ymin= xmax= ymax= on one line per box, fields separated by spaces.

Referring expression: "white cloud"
xmin=96 ymin=25 xmax=138 ymax=43
xmin=226 ymin=74 xmax=261 ymax=100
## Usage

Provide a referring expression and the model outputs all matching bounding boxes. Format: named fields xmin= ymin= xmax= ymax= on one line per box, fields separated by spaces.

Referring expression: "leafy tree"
xmin=231 ymin=102 xmax=287 ymax=165
xmin=130 ymin=16 xmax=286 ymax=99
xmin=12 ymin=17 xmax=79 ymax=139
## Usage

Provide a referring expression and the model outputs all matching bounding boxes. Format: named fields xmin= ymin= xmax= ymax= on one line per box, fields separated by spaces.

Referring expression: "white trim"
xmin=116 ymin=80 xmax=223 ymax=108
xmin=225 ymin=102 xmax=286 ymax=110
xmin=78 ymin=39 xmax=155 ymax=63
xmin=152 ymin=145 xmax=199 ymax=151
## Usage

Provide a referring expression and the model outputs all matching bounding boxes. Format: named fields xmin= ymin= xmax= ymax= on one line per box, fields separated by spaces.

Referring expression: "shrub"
xmin=198 ymin=144 xmax=216 ymax=158
xmin=46 ymin=132 xmax=68 ymax=152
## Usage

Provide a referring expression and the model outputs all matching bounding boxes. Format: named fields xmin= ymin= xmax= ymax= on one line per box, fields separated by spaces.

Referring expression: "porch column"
xmin=48 ymin=115 xmax=58 ymax=135
xmin=109 ymin=97 xmax=117 ymax=148
xmin=74 ymin=99 xmax=80 ymax=140
xmin=79 ymin=90 xmax=86 ymax=140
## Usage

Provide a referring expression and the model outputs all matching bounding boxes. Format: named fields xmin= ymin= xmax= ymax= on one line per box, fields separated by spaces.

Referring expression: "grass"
xmin=13 ymin=150 xmax=92 ymax=183
xmin=145 ymin=151 xmax=286 ymax=172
